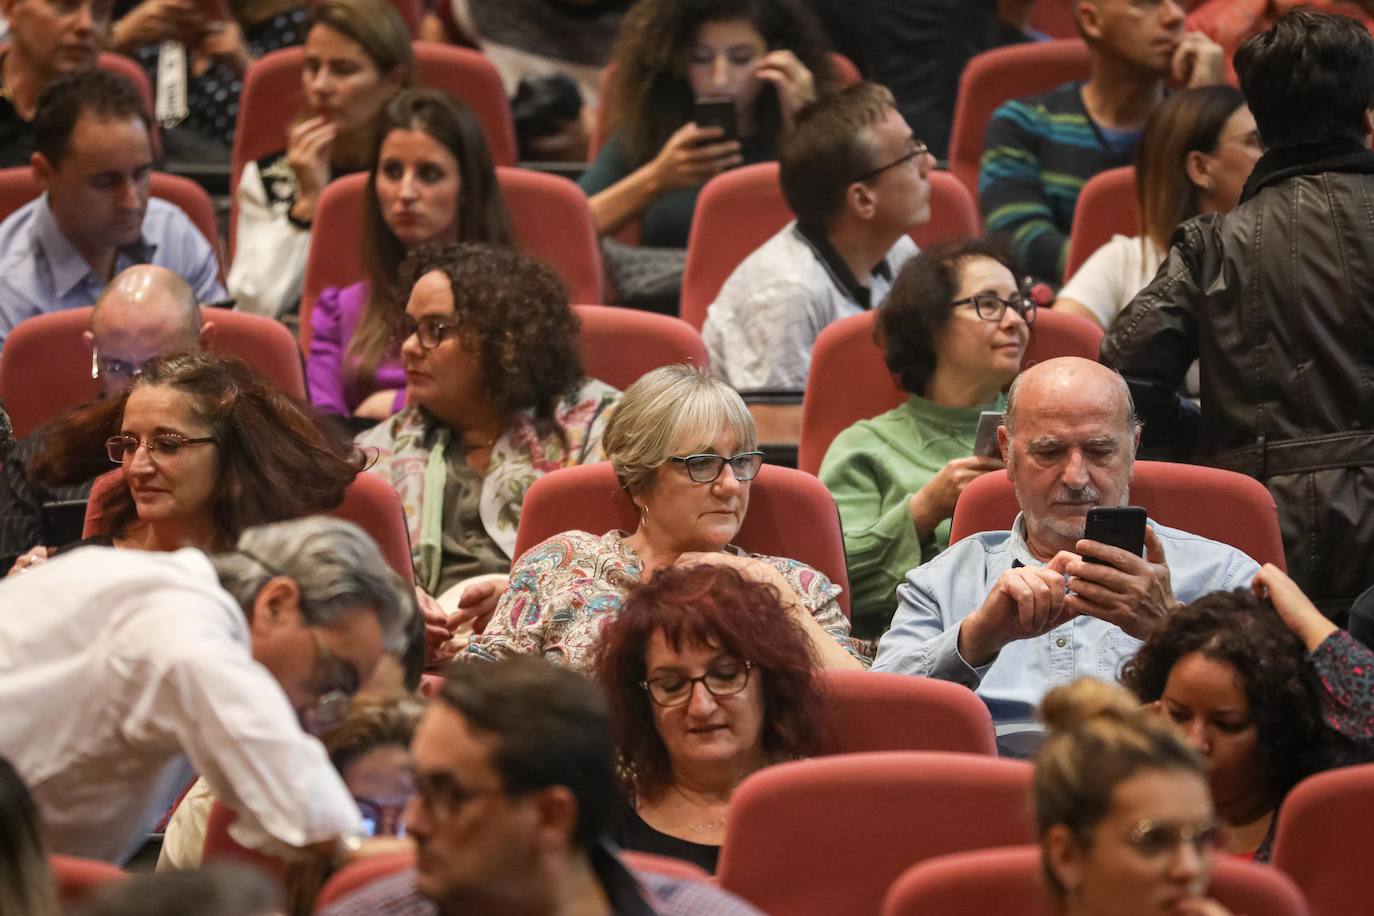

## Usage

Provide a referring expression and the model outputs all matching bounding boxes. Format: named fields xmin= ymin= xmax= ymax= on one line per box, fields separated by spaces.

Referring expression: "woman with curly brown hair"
xmin=11 ymin=351 xmax=360 ymax=571
xmin=593 ymin=563 xmax=825 ymax=873
xmin=579 ymin=0 xmax=836 ymax=250
xmin=1120 ymin=564 xmax=1374 ymax=862
xmin=355 ymin=242 xmax=620 ymax=615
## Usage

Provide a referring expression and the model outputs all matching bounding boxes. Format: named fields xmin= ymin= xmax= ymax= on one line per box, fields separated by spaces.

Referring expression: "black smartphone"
xmin=691 ymin=99 xmax=738 ymax=142
xmin=972 ymin=411 xmax=1003 ymax=459
xmin=1082 ymin=506 xmax=1147 ymax=566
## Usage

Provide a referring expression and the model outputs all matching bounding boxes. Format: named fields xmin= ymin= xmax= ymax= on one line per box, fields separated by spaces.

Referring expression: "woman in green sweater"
xmin=820 ymin=240 xmax=1035 ymax=639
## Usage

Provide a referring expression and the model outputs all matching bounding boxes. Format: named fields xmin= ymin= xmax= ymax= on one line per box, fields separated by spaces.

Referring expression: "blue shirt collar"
xmin=32 ymin=194 xmax=156 ymax=299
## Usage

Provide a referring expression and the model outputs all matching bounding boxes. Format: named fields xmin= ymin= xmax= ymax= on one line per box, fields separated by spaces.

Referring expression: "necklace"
xmin=669 ymin=784 xmax=728 ymax=834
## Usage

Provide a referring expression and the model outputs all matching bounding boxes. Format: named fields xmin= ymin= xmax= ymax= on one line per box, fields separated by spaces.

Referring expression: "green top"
xmin=819 ymin=392 xmax=1007 ymax=639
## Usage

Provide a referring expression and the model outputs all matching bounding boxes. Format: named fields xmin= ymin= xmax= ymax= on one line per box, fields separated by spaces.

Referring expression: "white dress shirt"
xmin=0 ymin=546 xmax=362 ymax=863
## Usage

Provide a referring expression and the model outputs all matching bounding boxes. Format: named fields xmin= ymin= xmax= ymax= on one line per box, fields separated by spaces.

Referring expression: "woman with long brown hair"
xmin=307 ymin=88 xmax=515 ymax=419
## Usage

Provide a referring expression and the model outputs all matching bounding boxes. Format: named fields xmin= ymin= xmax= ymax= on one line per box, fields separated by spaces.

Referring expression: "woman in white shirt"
xmin=227 ymin=0 xmax=414 ymax=319
xmin=1055 ymin=86 xmax=1261 ymax=332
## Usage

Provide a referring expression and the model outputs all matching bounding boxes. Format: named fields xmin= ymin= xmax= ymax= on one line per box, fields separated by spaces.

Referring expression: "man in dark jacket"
xmin=1101 ymin=8 xmax=1374 ymax=623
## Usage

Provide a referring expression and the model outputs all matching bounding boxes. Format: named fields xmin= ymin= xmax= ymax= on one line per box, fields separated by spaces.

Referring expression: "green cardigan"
xmin=819 ymin=392 xmax=1006 ymax=639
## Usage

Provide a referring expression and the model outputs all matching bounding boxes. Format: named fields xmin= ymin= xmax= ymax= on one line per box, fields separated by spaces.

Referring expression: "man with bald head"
xmin=872 ymin=357 xmax=1259 ymax=748
xmin=0 ymin=264 xmax=215 ymax=566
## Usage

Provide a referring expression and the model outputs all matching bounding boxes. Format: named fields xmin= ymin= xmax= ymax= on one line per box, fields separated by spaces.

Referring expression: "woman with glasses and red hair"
xmin=10 ymin=351 xmax=359 ymax=574
xmin=461 ymin=363 xmax=867 ymax=673
xmin=593 ymin=563 xmax=826 ymax=873
xmin=820 ymin=239 xmax=1035 ymax=643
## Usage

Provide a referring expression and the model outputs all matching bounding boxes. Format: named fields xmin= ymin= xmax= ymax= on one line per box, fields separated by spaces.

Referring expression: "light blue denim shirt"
xmin=872 ymin=514 xmax=1260 ymax=742
xmin=0 ymin=194 xmax=224 ymax=349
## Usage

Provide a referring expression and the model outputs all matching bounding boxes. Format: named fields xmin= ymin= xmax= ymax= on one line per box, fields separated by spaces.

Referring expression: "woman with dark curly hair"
xmin=11 ymin=352 xmax=360 ymax=570
xmin=1120 ymin=564 xmax=1374 ymax=862
xmin=819 ymin=239 xmax=1034 ymax=639
xmin=593 ymin=563 xmax=825 ymax=872
xmin=580 ymin=0 xmax=836 ymax=250
xmin=356 ymin=242 xmax=620 ymax=617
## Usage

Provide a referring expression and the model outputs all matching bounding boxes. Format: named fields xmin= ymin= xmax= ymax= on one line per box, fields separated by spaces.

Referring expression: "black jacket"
xmin=1101 ymin=138 xmax=1374 ymax=621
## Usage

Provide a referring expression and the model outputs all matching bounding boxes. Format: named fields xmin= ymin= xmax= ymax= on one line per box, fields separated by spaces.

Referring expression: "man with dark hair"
xmin=0 ymin=0 xmax=112 ymax=168
xmin=0 ymin=69 xmax=223 ymax=349
xmin=320 ymin=657 xmax=762 ymax=915
xmin=1102 ymin=9 xmax=1374 ymax=624
xmin=702 ymin=83 xmax=930 ymax=391
xmin=979 ymin=0 xmax=1223 ymax=284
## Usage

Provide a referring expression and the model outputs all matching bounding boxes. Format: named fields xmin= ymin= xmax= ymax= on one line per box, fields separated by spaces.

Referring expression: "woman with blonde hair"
xmin=1036 ymin=679 xmax=1231 ymax=916
xmin=463 ymin=363 xmax=866 ymax=672
xmin=228 ymin=0 xmax=415 ymax=319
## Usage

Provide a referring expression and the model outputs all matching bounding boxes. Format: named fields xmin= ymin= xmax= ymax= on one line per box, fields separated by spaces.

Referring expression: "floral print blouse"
xmin=464 ymin=529 xmax=870 ymax=673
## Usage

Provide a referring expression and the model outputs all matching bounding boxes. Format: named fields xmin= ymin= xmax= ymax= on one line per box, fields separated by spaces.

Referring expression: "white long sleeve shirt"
xmin=0 ymin=546 xmax=361 ymax=863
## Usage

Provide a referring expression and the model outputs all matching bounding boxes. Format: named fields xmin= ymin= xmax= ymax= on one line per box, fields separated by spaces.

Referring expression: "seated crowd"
xmin=0 ymin=2 xmax=1373 ymax=915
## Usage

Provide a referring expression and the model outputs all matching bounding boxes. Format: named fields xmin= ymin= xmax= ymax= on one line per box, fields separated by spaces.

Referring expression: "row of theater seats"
xmin=50 ymin=748 xmax=1374 ymax=916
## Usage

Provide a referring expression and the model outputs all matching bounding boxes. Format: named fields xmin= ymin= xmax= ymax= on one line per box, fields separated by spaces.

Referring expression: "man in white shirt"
xmin=702 ymin=82 xmax=932 ymax=391
xmin=0 ymin=515 xmax=414 ymax=863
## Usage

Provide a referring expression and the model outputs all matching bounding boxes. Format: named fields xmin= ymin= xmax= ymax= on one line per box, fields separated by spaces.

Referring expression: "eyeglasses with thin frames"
xmin=90 ymin=347 xmax=139 ymax=382
xmin=410 ymin=769 xmax=510 ymax=822
xmin=852 ymin=139 xmax=931 ymax=183
xmin=669 ymin=451 xmax=764 ymax=484
xmin=950 ymin=290 xmax=1038 ymax=326
xmin=1127 ymin=817 xmax=1227 ymax=858
xmin=106 ymin=432 xmax=218 ymax=464
xmin=641 ymin=660 xmax=753 ymax=707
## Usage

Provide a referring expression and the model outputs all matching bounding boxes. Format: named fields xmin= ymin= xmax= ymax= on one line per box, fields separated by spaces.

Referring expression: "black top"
xmin=610 ymin=795 xmax=721 ymax=875
xmin=0 ymin=57 xmax=36 ymax=170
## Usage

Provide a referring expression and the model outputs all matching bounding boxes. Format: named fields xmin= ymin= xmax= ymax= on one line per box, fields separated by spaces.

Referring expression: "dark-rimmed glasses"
xmin=641 ymin=660 xmax=753 ymax=707
xmin=1127 ymin=817 xmax=1227 ymax=858
xmin=951 ymin=291 xmax=1037 ymax=326
xmin=669 ymin=451 xmax=764 ymax=484
xmin=106 ymin=433 xmax=218 ymax=464
xmin=853 ymin=139 xmax=931 ymax=183
xmin=410 ymin=770 xmax=509 ymax=822
xmin=396 ymin=314 xmax=462 ymax=350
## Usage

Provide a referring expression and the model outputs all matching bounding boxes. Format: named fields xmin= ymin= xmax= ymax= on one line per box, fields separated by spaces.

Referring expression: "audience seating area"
xmin=1063 ymin=166 xmax=1139 ymax=281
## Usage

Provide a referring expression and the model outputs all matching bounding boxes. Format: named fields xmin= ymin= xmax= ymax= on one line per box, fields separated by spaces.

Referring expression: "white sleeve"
xmin=132 ymin=609 xmax=362 ymax=851
xmin=1057 ymin=235 xmax=1143 ymax=329
xmin=227 ymin=162 xmax=312 ymax=319
xmin=706 ymin=280 xmax=817 ymax=390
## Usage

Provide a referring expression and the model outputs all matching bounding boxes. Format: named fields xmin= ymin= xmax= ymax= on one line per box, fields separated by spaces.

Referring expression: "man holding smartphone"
xmin=872 ymin=358 xmax=1259 ymax=749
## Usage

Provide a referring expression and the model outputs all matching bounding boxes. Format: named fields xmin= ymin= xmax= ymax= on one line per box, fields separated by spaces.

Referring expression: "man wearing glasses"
xmin=872 ymin=358 xmax=1258 ymax=754
xmin=0 ymin=515 xmax=414 ymax=864
xmin=321 ymin=657 xmax=761 ymax=916
xmin=702 ymin=82 xmax=931 ymax=392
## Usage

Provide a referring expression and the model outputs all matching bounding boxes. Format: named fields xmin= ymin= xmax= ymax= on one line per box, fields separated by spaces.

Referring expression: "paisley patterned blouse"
xmin=464 ymin=529 xmax=870 ymax=673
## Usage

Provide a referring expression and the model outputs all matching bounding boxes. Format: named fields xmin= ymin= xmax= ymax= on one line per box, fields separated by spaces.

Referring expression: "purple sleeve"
xmin=307 ymin=285 xmax=354 ymax=416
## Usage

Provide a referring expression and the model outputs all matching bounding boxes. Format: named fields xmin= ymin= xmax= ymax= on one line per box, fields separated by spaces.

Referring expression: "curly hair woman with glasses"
xmin=593 ymin=563 xmax=825 ymax=873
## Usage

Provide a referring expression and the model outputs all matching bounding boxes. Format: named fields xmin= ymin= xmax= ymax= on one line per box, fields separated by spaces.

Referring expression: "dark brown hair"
xmin=779 ymin=82 xmax=895 ymax=227
xmin=606 ymin=0 xmax=835 ymax=164
xmin=34 ymin=69 xmax=151 ymax=167
xmin=396 ymin=243 xmax=584 ymax=422
xmin=592 ymin=563 xmax=825 ymax=801
xmin=878 ymin=239 xmax=1019 ymax=396
xmin=1135 ymin=86 xmax=1246 ymax=253
xmin=29 ymin=352 xmax=362 ymax=547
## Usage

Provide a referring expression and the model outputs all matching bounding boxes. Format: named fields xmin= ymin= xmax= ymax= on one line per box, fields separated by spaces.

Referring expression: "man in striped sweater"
xmin=978 ymin=0 xmax=1223 ymax=285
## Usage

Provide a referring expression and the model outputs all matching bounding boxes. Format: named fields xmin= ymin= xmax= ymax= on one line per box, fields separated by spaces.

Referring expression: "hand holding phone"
xmin=972 ymin=411 xmax=1003 ymax=459
xmin=690 ymin=99 xmax=738 ymax=142
xmin=1081 ymin=506 xmax=1147 ymax=566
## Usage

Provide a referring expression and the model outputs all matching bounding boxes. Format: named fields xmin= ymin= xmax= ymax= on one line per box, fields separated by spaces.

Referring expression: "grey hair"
xmin=1003 ymin=366 xmax=1141 ymax=435
xmin=211 ymin=516 xmax=416 ymax=653
xmin=602 ymin=364 xmax=757 ymax=498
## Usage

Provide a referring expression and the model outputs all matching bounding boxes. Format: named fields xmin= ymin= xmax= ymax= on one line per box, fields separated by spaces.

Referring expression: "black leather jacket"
xmin=1101 ymin=139 xmax=1374 ymax=622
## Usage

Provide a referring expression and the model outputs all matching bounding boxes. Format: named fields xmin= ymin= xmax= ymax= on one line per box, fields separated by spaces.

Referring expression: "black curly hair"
xmin=396 ymin=242 xmax=584 ymax=423
xmin=1120 ymin=588 xmax=1351 ymax=803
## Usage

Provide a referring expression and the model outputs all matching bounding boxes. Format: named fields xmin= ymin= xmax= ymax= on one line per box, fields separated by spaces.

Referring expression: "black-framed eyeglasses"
xmin=105 ymin=432 xmax=218 ymax=464
xmin=396 ymin=313 xmax=462 ymax=350
xmin=950 ymin=291 xmax=1038 ymax=326
xmin=641 ymin=660 xmax=753 ymax=707
xmin=669 ymin=450 xmax=764 ymax=484
xmin=1127 ymin=817 xmax=1227 ymax=858
xmin=853 ymin=139 xmax=931 ymax=183
xmin=410 ymin=770 xmax=508 ymax=822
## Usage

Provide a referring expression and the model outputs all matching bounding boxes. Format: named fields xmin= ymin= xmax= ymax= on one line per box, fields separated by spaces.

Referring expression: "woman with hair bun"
xmin=1035 ymin=678 xmax=1232 ymax=916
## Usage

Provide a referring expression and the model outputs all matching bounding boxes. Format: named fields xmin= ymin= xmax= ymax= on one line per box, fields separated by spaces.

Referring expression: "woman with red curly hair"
xmin=593 ymin=563 xmax=826 ymax=873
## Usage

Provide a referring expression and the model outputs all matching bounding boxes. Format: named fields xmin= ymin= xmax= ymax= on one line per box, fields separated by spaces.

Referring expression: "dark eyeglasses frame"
xmin=669 ymin=450 xmax=765 ymax=484
xmin=950 ymin=291 xmax=1038 ymax=326
xmin=397 ymin=314 xmax=462 ymax=350
xmin=852 ymin=139 xmax=931 ymax=183
xmin=105 ymin=432 xmax=218 ymax=464
xmin=640 ymin=661 xmax=754 ymax=707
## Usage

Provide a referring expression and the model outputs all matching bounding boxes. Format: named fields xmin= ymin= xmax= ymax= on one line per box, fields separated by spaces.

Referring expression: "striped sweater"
xmin=978 ymin=81 xmax=1138 ymax=284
